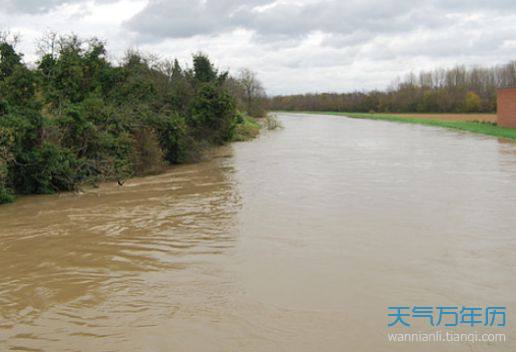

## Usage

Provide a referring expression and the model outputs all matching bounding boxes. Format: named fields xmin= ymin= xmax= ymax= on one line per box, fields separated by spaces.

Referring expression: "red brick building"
xmin=497 ymin=87 xmax=516 ymax=128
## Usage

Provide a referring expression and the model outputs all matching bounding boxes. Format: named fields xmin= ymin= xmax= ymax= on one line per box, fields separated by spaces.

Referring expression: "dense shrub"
xmin=0 ymin=34 xmax=252 ymax=203
xmin=153 ymin=112 xmax=190 ymax=164
xmin=131 ymin=127 xmax=165 ymax=176
xmin=190 ymin=83 xmax=237 ymax=144
xmin=9 ymin=143 xmax=79 ymax=194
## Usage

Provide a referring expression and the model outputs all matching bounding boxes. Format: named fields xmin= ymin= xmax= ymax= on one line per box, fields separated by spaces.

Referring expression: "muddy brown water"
xmin=1 ymin=113 xmax=515 ymax=351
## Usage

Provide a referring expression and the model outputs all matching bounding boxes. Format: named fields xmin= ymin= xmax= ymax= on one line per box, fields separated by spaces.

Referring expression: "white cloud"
xmin=0 ymin=0 xmax=147 ymax=62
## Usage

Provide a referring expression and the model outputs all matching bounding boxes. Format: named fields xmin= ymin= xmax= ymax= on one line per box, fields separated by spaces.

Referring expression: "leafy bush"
xmin=0 ymin=35 xmax=244 ymax=203
xmin=0 ymin=186 xmax=13 ymax=203
xmin=153 ymin=112 xmax=191 ymax=163
xmin=190 ymin=83 xmax=237 ymax=143
xmin=0 ymin=162 xmax=13 ymax=203
xmin=131 ymin=127 xmax=165 ymax=175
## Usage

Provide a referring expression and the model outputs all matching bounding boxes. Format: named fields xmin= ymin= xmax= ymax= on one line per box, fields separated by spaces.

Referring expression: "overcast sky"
xmin=1 ymin=0 xmax=516 ymax=95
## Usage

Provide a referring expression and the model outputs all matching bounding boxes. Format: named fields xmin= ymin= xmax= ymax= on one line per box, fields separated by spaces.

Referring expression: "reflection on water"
xmin=1 ymin=113 xmax=516 ymax=351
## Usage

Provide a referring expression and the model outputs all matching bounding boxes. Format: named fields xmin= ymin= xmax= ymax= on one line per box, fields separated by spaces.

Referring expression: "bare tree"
xmin=238 ymin=68 xmax=266 ymax=117
xmin=0 ymin=30 xmax=20 ymax=47
xmin=269 ymin=59 xmax=516 ymax=113
xmin=36 ymin=31 xmax=59 ymax=58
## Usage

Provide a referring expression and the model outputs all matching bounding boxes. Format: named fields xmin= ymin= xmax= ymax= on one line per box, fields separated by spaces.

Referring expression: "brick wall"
xmin=497 ymin=88 xmax=516 ymax=128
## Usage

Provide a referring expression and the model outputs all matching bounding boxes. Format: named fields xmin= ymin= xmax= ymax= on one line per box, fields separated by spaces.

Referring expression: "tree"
xmin=193 ymin=53 xmax=218 ymax=83
xmin=464 ymin=91 xmax=481 ymax=113
xmin=0 ymin=41 xmax=22 ymax=81
xmin=269 ymin=60 xmax=516 ymax=114
xmin=1 ymin=65 xmax=37 ymax=107
xmin=191 ymin=83 xmax=235 ymax=143
xmin=237 ymin=68 xmax=267 ymax=117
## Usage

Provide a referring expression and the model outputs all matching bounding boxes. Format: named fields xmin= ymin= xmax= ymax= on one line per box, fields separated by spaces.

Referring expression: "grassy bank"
xmin=232 ymin=116 xmax=262 ymax=141
xmin=232 ymin=114 xmax=283 ymax=142
xmin=300 ymin=112 xmax=516 ymax=141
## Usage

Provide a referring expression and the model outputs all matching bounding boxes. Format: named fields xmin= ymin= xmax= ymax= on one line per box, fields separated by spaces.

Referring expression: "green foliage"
xmin=193 ymin=53 xmax=218 ymax=83
xmin=1 ymin=65 xmax=37 ymax=107
xmin=0 ymin=35 xmax=241 ymax=203
xmin=0 ymin=122 xmax=15 ymax=203
xmin=232 ymin=114 xmax=261 ymax=141
xmin=10 ymin=143 xmax=79 ymax=194
xmin=0 ymin=42 xmax=22 ymax=81
xmin=0 ymin=137 xmax=13 ymax=203
xmin=190 ymin=83 xmax=237 ymax=143
xmin=153 ymin=111 xmax=190 ymax=164
xmin=0 ymin=186 xmax=13 ymax=203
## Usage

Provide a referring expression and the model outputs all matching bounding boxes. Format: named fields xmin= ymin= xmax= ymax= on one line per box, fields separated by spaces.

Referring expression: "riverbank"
xmin=294 ymin=112 xmax=516 ymax=141
xmin=0 ymin=114 xmax=270 ymax=205
xmin=232 ymin=114 xmax=282 ymax=142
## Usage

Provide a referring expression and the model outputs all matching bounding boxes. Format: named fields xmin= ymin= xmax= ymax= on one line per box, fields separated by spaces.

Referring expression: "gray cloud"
xmin=0 ymin=0 xmax=68 ymax=13
xmin=124 ymin=0 xmax=271 ymax=40
xmin=125 ymin=0 xmax=515 ymax=43
xmin=0 ymin=0 xmax=118 ymax=14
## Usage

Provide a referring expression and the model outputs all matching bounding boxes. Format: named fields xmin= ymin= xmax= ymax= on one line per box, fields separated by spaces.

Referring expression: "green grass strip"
xmin=295 ymin=111 xmax=516 ymax=141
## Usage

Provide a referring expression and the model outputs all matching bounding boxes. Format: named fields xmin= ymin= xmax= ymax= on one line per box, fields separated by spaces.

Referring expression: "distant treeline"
xmin=0 ymin=32 xmax=266 ymax=203
xmin=269 ymin=61 xmax=516 ymax=113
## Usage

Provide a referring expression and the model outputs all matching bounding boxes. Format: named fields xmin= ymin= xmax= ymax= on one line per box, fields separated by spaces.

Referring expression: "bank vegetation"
xmin=319 ymin=112 xmax=516 ymax=141
xmin=270 ymin=61 xmax=516 ymax=113
xmin=0 ymin=32 xmax=267 ymax=203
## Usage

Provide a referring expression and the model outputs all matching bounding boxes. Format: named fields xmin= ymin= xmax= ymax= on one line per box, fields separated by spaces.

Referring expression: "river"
xmin=1 ymin=113 xmax=515 ymax=351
